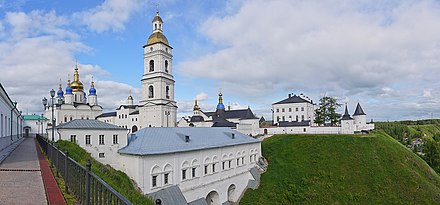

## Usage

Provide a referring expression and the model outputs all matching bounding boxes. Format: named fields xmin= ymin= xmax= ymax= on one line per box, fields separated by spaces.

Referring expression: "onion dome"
xmin=57 ymin=82 xmax=64 ymax=98
xmin=70 ymin=66 xmax=84 ymax=92
xmin=216 ymin=92 xmax=225 ymax=110
xmin=193 ymin=99 xmax=200 ymax=111
xmin=65 ymin=79 xmax=73 ymax=94
xmin=89 ymin=81 xmax=96 ymax=96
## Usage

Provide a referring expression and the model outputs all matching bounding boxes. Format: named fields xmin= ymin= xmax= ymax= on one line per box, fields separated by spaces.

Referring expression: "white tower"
xmin=88 ymin=80 xmax=98 ymax=106
xmin=353 ymin=102 xmax=367 ymax=131
xmin=139 ymin=9 xmax=177 ymax=127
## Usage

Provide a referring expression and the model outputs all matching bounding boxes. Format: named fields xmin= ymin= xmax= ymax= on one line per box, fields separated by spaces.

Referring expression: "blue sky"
xmin=1 ymin=0 xmax=440 ymax=121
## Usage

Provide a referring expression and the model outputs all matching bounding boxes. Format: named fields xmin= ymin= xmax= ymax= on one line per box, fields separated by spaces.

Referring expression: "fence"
xmin=36 ymin=134 xmax=132 ymax=205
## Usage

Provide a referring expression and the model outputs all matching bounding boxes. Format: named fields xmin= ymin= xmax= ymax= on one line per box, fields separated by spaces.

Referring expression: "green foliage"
xmin=240 ymin=131 xmax=440 ymax=204
xmin=55 ymin=140 xmax=154 ymax=205
xmin=314 ymin=96 xmax=342 ymax=126
xmin=423 ymin=140 xmax=440 ymax=172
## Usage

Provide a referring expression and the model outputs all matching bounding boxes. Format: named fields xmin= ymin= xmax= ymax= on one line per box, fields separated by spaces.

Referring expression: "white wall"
xmin=0 ymin=84 xmax=23 ymax=150
xmin=273 ymin=102 xmax=315 ymax=125
xmin=118 ymin=142 xmax=261 ymax=204
xmin=56 ymin=128 xmax=128 ymax=167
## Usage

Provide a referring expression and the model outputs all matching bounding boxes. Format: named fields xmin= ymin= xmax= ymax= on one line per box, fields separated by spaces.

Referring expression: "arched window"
xmin=149 ymin=85 xmax=154 ymax=98
xmin=165 ymin=60 xmax=168 ymax=73
xmin=151 ymin=165 xmax=161 ymax=188
xmin=191 ymin=159 xmax=199 ymax=178
xmin=149 ymin=60 xmax=154 ymax=72
xmin=155 ymin=24 xmax=157 ymax=30
xmin=181 ymin=161 xmax=190 ymax=181
xmin=163 ymin=164 xmax=173 ymax=185
xmin=132 ymin=125 xmax=138 ymax=133
xmin=166 ymin=86 xmax=170 ymax=99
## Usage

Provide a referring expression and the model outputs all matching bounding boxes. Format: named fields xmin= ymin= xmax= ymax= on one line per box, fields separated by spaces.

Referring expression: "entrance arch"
xmin=205 ymin=190 xmax=220 ymax=205
xmin=228 ymin=184 xmax=236 ymax=202
xmin=132 ymin=125 xmax=138 ymax=133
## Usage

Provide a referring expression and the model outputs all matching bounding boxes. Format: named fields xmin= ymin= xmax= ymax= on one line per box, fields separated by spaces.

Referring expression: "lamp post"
xmin=42 ymin=97 xmax=48 ymax=139
xmin=10 ymin=101 xmax=17 ymax=141
xmin=50 ymin=89 xmax=55 ymax=143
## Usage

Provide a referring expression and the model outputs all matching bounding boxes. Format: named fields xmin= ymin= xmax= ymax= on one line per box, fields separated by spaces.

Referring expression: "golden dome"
xmin=146 ymin=32 xmax=169 ymax=46
xmin=71 ymin=67 xmax=84 ymax=92
xmin=128 ymin=95 xmax=133 ymax=100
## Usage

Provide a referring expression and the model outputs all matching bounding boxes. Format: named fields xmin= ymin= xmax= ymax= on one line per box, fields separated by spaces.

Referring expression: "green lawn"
xmin=240 ymin=131 xmax=440 ymax=204
xmin=55 ymin=140 xmax=155 ymax=205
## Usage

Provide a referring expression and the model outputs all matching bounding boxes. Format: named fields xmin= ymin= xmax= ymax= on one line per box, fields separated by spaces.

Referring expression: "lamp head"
xmin=42 ymin=97 xmax=48 ymax=106
xmin=50 ymin=89 xmax=56 ymax=98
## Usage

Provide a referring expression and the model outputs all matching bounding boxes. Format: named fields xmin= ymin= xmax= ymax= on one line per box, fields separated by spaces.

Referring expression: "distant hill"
xmin=240 ymin=131 xmax=440 ymax=204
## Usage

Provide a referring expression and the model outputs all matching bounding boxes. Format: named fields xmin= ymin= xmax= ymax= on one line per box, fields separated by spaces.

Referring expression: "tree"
xmin=423 ymin=140 xmax=440 ymax=173
xmin=314 ymin=96 xmax=342 ymax=126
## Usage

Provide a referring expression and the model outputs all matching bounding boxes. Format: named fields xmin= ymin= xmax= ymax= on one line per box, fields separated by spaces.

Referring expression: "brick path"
xmin=0 ymin=137 xmax=66 ymax=205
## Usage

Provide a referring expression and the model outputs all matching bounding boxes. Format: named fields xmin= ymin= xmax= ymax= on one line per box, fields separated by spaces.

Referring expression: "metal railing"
xmin=36 ymin=134 xmax=132 ymax=205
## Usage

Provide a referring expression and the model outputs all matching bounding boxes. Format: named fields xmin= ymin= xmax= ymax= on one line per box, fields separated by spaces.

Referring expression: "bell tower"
xmin=139 ymin=8 xmax=177 ymax=127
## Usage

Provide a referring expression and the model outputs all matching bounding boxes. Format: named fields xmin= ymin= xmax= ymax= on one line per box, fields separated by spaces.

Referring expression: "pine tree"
xmin=314 ymin=96 xmax=342 ymax=126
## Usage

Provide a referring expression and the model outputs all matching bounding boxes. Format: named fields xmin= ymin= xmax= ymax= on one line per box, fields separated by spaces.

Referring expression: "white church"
xmin=45 ymin=9 xmax=263 ymax=205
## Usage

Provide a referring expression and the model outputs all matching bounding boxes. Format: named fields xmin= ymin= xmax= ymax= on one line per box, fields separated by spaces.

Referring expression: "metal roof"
xmin=273 ymin=95 xmax=311 ymax=105
xmin=118 ymin=127 xmax=261 ymax=155
xmin=56 ymin=119 xmax=126 ymax=130
xmin=96 ymin=112 xmax=117 ymax=118
xmin=353 ymin=103 xmax=366 ymax=116
xmin=149 ymin=185 xmax=187 ymax=205
xmin=341 ymin=105 xmax=354 ymax=120
xmin=204 ymin=108 xmax=257 ymax=120
xmin=23 ymin=114 xmax=47 ymax=121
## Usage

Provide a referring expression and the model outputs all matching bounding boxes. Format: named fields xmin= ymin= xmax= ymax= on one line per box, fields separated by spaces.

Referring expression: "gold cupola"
xmin=145 ymin=8 xmax=170 ymax=47
xmin=70 ymin=65 xmax=84 ymax=92
xmin=193 ymin=99 xmax=200 ymax=111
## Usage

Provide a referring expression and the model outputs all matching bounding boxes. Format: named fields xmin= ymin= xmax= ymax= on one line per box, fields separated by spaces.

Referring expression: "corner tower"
xmin=139 ymin=9 xmax=177 ymax=127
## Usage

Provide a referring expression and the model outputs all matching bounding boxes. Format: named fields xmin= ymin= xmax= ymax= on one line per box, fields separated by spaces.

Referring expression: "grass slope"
xmin=240 ymin=131 xmax=440 ymax=204
xmin=55 ymin=140 xmax=154 ymax=205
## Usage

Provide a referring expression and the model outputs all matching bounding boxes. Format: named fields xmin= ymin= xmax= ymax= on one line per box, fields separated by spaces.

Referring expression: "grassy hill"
xmin=240 ymin=131 xmax=440 ymax=204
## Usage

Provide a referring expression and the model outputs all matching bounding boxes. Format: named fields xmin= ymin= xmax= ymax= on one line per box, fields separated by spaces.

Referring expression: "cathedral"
xmin=43 ymin=66 xmax=103 ymax=128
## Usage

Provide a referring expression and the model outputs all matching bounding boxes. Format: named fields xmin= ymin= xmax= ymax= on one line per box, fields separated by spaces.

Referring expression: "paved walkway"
xmin=0 ymin=137 xmax=47 ymax=204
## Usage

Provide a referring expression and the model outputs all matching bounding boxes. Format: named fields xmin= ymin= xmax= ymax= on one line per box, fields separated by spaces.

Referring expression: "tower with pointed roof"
xmin=139 ymin=8 xmax=177 ymax=127
xmin=88 ymin=78 xmax=98 ymax=106
xmin=353 ymin=102 xmax=367 ymax=131
xmin=341 ymin=104 xmax=354 ymax=133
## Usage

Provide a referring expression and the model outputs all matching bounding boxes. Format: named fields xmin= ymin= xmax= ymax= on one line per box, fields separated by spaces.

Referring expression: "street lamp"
xmin=50 ymin=89 xmax=55 ymax=143
xmin=10 ymin=101 xmax=17 ymax=141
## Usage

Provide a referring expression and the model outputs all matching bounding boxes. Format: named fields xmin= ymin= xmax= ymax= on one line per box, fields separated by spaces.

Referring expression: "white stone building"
xmin=23 ymin=114 xmax=48 ymax=136
xmin=0 ymin=83 xmax=24 ymax=151
xmin=51 ymin=119 xmax=128 ymax=168
xmin=177 ymin=92 xmax=262 ymax=136
xmin=96 ymin=97 xmax=142 ymax=133
xmin=116 ymin=127 xmax=262 ymax=205
xmin=272 ymin=93 xmax=315 ymax=126
xmin=43 ymin=67 xmax=103 ymax=128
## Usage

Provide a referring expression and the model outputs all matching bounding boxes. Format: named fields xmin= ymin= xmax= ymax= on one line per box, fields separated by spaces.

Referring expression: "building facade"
xmin=51 ymin=119 xmax=128 ymax=168
xmin=272 ymin=93 xmax=315 ymax=126
xmin=116 ymin=127 xmax=262 ymax=205
xmin=23 ymin=114 xmax=48 ymax=136
xmin=0 ymin=83 xmax=24 ymax=151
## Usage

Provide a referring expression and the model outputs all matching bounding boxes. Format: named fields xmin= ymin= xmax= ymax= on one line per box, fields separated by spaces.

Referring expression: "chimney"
xmin=288 ymin=94 xmax=291 ymax=98
xmin=185 ymin=135 xmax=190 ymax=143
xmin=231 ymin=133 xmax=235 ymax=139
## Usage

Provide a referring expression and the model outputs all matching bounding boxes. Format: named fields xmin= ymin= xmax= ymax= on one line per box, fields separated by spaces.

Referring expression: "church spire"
xmin=193 ymin=99 xmax=200 ymax=111
xmin=341 ymin=103 xmax=353 ymax=120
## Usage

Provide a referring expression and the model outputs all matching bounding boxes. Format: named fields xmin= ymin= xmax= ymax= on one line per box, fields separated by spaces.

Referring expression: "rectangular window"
xmin=301 ymin=107 xmax=304 ymax=111
xmin=237 ymin=159 xmax=239 ymax=166
xmin=301 ymin=115 xmax=305 ymax=121
xmin=282 ymin=116 xmax=285 ymax=121
xmin=296 ymin=107 xmax=299 ymax=111
xmin=289 ymin=108 xmax=292 ymax=112
xmin=85 ymin=135 xmax=91 ymax=145
xmin=242 ymin=157 xmax=245 ymax=164
xmin=204 ymin=165 xmax=208 ymax=175
xmin=212 ymin=163 xmax=216 ymax=173
xmin=113 ymin=134 xmax=118 ymax=144
xmin=152 ymin=175 xmax=157 ymax=187
xmin=99 ymin=135 xmax=104 ymax=145
xmin=222 ymin=161 xmax=225 ymax=170
xmin=276 ymin=109 xmax=279 ymax=112
xmin=228 ymin=160 xmax=232 ymax=168
xmin=70 ymin=135 xmax=76 ymax=143
xmin=164 ymin=173 xmax=169 ymax=184
xmin=192 ymin=167 xmax=196 ymax=178
xmin=282 ymin=108 xmax=285 ymax=112
xmin=99 ymin=153 xmax=105 ymax=158
xmin=182 ymin=169 xmax=187 ymax=180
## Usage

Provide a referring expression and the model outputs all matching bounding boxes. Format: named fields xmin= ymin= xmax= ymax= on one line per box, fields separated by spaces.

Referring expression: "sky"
xmin=1 ymin=0 xmax=440 ymax=122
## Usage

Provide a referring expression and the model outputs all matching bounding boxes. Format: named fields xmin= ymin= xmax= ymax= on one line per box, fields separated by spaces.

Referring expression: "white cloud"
xmin=0 ymin=10 xmax=141 ymax=114
xmin=74 ymin=0 xmax=143 ymax=33
xmin=178 ymin=0 xmax=440 ymax=120
xmin=195 ymin=92 xmax=208 ymax=101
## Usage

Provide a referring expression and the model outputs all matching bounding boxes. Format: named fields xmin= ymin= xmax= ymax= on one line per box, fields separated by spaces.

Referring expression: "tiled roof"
xmin=118 ymin=127 xmax=260 ymax=155
xmin=56 ymin=119 xmax=126 ymax=130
